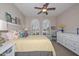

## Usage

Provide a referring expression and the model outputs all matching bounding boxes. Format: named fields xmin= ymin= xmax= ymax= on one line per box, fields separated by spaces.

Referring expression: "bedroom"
xmin=0 ymin=3 xmax=79 ymax=56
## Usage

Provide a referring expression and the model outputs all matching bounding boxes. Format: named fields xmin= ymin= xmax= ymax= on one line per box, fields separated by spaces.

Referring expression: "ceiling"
xmin=14 ymin=3 xmax=75 ymax=17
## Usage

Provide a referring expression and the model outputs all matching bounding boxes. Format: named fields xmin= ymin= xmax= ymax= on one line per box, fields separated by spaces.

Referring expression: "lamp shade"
xmin=0 ymin=20 xmax=8 ymax=32
xmin=24 ymin=28 xmax=28 ymax=31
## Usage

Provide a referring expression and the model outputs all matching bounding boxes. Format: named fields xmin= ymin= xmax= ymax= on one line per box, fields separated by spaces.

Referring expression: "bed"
xmin=12 ymin=35 xmax=56 ymax=56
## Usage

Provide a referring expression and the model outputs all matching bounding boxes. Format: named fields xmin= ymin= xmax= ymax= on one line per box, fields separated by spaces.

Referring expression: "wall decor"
xmin=12 ymin=17 xmax=17 ymax=24
xmin=5 ymin=12 xmax=20 ymax=25
xmin=59 ymin=24 xmax=65 ymax=32
xmin=12 ymin=18 xmax=15 ymax=24
xmin=5 ymin=12 xmax=12 ymax=23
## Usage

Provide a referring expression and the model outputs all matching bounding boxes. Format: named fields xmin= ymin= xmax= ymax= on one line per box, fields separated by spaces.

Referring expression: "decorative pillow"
xmin=24 ymin=31 xmax=28 ymax=37
xmin=12 ymin=31 xmax=19 ymax=39
xmin=1 ymin=30 xmax=19 ymax=40
xmin=19 ymin=32 xmax=25 ymax=38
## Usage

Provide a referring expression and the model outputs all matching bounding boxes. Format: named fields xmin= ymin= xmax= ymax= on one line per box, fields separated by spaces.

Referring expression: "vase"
xmin=61 ymin=28 xmax=64 ymax=32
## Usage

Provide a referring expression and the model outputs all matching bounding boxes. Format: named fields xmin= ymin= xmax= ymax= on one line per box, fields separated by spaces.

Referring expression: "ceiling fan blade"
xmin=43 ymin=3 xmax=49 ymax=7
xmin=47 ymin=8 xmax=56 ymax=10
xmin=34 ymin=7 xmax=42 ymax=9
xmin=37 ymin=11 xmax=42 ymax=14
xmin=45 ymin=12 xmax=48 ymax=15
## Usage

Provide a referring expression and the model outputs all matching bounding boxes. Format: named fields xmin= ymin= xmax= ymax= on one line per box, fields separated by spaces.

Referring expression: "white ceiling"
xmin=14 ymin=3 xmax=75 ymax=17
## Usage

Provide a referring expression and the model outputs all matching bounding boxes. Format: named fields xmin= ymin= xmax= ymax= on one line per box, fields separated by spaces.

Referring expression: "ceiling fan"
xmin=34 ymin=3 xmax=56 ymax=15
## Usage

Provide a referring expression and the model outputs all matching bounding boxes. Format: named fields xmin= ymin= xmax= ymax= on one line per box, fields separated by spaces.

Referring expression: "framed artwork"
xmin=12 ymin=17 xmax=17 ymax=24
xmin=5 ymin=12 xmax=21 ymax=25
xmin=5 ymin=12 xmax=12 ymax=23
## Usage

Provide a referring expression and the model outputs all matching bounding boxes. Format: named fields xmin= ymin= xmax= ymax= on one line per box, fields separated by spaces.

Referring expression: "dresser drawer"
xmin=74 ymin=48 xmax=79 ymax=55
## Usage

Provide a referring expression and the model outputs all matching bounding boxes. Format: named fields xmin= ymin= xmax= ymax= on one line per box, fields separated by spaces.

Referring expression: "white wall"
xmin=56 ymin=4 xmax=79 ymax=34
xmin=0 ymin=3 xmax=25 ymax=30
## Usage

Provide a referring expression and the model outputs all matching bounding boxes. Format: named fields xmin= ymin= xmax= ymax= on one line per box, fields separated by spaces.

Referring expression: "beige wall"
xmin=1 ymin=3 xmax=78 ymax=34
xmin=0 ymin=3 xmax=56 ymax=32
xmin=0 ymin=3 xmax=25 ymax=28
xmin=25 ymin=16 xmax=56 ymax=30
xmin=56 ymin=4 xmax=79 ymax=34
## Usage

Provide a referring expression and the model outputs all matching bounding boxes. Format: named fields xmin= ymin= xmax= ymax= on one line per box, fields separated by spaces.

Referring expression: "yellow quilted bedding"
xmin=11 ymin=35 xmax=56 ymax=55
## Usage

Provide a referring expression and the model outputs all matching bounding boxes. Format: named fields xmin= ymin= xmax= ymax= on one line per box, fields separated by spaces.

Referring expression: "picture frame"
xmin=5 ymin=12 xmax=21 ymax=25
xmin=5 ymin=12 xmax=12 ymax=23
xmin=12 ymin=17 xmax=17 ymax=24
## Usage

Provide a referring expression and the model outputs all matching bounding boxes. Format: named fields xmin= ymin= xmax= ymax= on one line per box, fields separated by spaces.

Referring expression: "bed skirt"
xmin=15 ymin=51 xmax=53 ymax=56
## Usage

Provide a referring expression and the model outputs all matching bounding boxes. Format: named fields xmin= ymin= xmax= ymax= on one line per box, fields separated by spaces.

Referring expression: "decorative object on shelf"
xmin=12 ymin=18 xmax=15 ymax=24
xmin=59 ymin=24 xmax=65 ymax=32
xmin=12 ymin=17 xmax=17 ymax=24
xmin=77 ymin=28 xmax=79 ymax=35
xmin=5 ymin=12 xmax=20 ymax=25
xmin=5 ymin=12 xmax=12 ymax=23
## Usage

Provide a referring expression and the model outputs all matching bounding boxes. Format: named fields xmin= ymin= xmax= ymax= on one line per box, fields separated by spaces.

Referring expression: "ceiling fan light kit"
xmin=42 ymin=9 xmax=47 ymax=12
xmin=34 ymin=3 xmax=56 ymax=15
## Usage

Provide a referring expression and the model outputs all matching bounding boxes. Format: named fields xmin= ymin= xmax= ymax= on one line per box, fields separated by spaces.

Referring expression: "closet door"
xmin=31 ymin=19 xmax=40 ymax=35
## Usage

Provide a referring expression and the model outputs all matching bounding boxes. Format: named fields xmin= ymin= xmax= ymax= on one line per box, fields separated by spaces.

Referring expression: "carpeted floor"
xmin=51 ymin=40 xmax=77 ymax=56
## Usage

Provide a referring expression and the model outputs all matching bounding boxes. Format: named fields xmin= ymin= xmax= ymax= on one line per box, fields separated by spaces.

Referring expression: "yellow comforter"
xmin=12 ymin=35 xmax=56 ymax=56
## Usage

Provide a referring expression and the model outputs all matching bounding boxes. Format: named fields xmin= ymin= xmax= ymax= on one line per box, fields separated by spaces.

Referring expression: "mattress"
xmin=12 ymin=35 xmax=56 ymax=56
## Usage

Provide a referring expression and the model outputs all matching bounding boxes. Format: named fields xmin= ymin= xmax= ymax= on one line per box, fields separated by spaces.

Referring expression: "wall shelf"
xmin=7 ymin=22 xmax=21 ymax=27
xmin=7 ymin=22 xmax=22 ymax=31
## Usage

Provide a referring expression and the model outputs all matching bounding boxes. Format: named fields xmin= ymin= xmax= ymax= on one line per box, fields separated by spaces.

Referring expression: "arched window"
xmin=42 ymin=19 xmax=51 ymax=35
xmin=31 ymin=19 xmax=40 ymax=35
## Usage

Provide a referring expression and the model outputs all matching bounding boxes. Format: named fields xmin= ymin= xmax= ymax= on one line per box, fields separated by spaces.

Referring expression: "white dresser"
xmin=57 ymin=32 xmax=79 ymax=55
xmin=0 ymin=41 xmax=15 ymax=56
